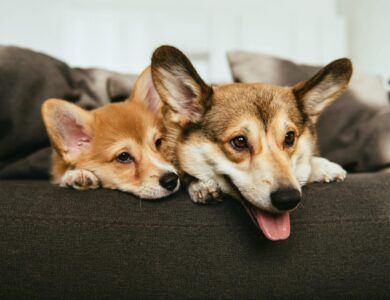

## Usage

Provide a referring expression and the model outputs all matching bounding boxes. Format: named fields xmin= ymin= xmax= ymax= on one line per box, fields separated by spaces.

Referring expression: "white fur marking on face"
xmin=180 ymin=142 xmax=222 ymax=180
xmin=291 ymin=133 xmax=312 ymax=186
xmin=148 ymin=153 xmax=177 ymax=174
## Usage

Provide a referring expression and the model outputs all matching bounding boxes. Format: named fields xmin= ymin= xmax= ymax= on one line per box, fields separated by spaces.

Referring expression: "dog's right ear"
xmin=41 ymin=99 xmax=93 ymax=164
xmin=151 ymin=45 xmax=212 ymax=126
xmin=293 ymin=58 xmax=353 ymax=123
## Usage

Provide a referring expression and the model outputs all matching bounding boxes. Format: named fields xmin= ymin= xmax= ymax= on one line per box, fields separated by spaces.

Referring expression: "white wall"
xmin=340 ymin=0 xmax=390 ymax=88
xmin=0 ymin=0 xmax=347 ymax=82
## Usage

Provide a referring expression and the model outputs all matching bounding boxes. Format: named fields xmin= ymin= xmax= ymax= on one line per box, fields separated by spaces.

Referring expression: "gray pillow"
xmin=227 ymin=51 xmax=390 ymax=172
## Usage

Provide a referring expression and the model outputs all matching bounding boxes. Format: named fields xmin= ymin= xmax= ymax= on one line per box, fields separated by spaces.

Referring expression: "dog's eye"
xmin=155 ymin=138 xmax=162 ymax=150
xmin=284 ymin=131 xmax=295 ymax=147
xmin=230 ymin=136 xmax=248 ymax=150
xmin=116 ymin=152 xmax=133 ymax=164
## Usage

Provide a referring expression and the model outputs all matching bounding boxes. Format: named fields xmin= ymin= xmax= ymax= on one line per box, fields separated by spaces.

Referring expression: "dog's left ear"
xmin=151 ymin=45 xmax=212 ymax=126
xmin=41 ymin=99 xmax=94 ymax=164
xmin=130 ymin=66 xmax=162 ymax=114
xmin=293 ymin=58 xmax=352 ymax=123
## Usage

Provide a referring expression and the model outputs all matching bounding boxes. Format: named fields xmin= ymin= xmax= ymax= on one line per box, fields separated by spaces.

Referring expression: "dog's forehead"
xmin=93 ymin=101 xmax=160 ymax=144
xmin=205 ymin=83 xmax=302 ymax=137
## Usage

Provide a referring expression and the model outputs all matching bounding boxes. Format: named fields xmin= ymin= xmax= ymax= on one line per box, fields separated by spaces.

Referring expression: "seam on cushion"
xmin=0 ymin=214 xmax=388 ymax=228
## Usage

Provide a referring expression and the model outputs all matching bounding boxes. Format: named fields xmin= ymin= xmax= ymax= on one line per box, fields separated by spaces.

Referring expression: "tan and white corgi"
xmin=151 ymin=46 xmax=352 ymax=240
xmin=41 ymin=67 xmax=180 ymax=199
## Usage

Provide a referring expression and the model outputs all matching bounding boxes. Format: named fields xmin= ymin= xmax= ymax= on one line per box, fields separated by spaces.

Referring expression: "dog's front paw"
xmin=60 ymin=169 xmax=100 ymax=190
xmin=309 ymin=157 xmax=347 ymax=183
xmin=188 ymin=179 xmax=222 ymax=204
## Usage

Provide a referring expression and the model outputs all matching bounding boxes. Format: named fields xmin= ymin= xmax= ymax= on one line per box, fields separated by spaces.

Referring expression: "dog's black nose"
xmin=159 ymin=172 xmax=179 ymax=191
xmin=271 ymin=188 xmax=301 ymax=211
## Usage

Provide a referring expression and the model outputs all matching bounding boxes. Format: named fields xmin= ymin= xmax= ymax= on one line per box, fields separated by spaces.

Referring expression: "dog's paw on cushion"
xmin=59 ymin=169 xmax=100 ymax=190
xmin=227 ymin=51 xmax=390 ymax=172
xmin=188 ymin=179 xmax=223 ymax=204
xmin=309 ymin=157 xmax=347 ymax=183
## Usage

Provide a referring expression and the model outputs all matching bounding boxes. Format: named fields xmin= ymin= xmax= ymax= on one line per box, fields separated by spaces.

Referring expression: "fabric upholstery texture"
xmin=0 ymin=173 xmax=389 ymax=299
xmin=227 ymin=51 xmax=390 ymax=172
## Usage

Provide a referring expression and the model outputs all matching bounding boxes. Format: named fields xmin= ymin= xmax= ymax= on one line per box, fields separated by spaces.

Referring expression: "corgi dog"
xmin=41 ymin=67 xmax=180 ymax=199
xmin=150 ymin=46 xmax=352 ymax=240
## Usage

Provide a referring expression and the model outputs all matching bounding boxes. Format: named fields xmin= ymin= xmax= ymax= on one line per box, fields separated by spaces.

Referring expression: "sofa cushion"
xmin=227 ymin=51 xmax=390 ymax=172
xmin=0 ymin=173 xmax=389 ymax=299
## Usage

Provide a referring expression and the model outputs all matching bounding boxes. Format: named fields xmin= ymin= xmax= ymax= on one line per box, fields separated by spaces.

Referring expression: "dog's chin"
xmin=110 ymin=183 xmax=180 ymax=200
xmin=241 ymin=200 xmax=291 ymax=241
xmin=132 ymin=186 xmax=179 ymax=200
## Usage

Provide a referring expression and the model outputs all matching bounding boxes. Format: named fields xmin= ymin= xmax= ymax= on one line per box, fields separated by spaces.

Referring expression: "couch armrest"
xmin=0 ymin=173 xmax=389 ymax=298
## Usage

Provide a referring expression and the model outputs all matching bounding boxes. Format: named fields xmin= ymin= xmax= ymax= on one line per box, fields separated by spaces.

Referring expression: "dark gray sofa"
xmin=1 ymin=174 xmax=389 ymax=299
xmin=0 ymin=46 xmax=389 ymax=299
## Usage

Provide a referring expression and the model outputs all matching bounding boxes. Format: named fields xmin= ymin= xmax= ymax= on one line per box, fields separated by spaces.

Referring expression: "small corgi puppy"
xmin=41 ymin=67 xmax=180 ymax=199
xmin=150 ymin=46 xmax=352 ymax=240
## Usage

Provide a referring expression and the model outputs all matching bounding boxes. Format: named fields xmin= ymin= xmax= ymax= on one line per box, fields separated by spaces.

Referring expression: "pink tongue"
xmin=253 ymin=208 xmax=290 ymax=240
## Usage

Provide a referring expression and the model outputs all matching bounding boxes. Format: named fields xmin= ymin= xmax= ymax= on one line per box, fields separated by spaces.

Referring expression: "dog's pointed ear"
xmin=293 ymin=58 xmax=352 ymax=123
xmin=151 ymin=45 xmax=212 ymax=125
xmin=41 ymin=99 xmax=93 ymax=163
xmin=130 ymin=66 xmax=162 ymax=114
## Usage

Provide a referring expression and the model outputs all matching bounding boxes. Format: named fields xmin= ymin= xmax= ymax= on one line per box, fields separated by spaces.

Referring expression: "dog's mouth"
xmin=223 ymin=175 xmax=290 ymax=241
xmin=243 ymin=202 xmax=290 ymax=241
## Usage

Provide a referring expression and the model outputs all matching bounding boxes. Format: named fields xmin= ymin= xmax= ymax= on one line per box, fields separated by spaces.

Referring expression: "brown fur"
xmin=43 ymin=100 xmax=162 ymax=185
xmin=42 ymin=67 xmax=178 ymax=199
xmin=151 ymin=45 xmax=352 ymax=210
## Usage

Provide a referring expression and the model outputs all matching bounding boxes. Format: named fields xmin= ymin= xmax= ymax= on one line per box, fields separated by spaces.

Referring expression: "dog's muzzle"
xmin=159 ymin=172 xmax=179 ymax=191
xmin=270 ymin=188 xmax=301 ymax=211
